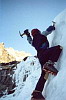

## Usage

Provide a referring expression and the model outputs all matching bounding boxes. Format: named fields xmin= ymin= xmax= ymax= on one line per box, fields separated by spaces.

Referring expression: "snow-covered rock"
xmin=0 ymin=56 xmax=41 ymax=100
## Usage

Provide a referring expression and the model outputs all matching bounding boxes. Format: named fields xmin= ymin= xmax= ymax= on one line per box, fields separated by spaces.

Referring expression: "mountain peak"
xmin=0 ymin=43 xmax=31 ymax=63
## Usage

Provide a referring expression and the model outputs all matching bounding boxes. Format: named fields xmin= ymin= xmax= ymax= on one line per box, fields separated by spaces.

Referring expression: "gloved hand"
xmin=24 ymin=29 xmax=29 ymax=34
xmin=24 ymin=29 xmax=30 ymax=36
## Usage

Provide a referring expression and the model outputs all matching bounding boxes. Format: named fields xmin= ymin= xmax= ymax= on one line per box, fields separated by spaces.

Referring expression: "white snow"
xmin=1 ymin=9 xmax=66 ymax=100
xmin=44 ymin=9 xmax=66 ymax=100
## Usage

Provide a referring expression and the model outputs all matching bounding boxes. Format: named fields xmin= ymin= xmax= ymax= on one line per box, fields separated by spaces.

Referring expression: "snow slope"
xmin=45 ymin=9 xmax=66 ymax=100
xmin=1 ymin=9 xmax=66 ymax=100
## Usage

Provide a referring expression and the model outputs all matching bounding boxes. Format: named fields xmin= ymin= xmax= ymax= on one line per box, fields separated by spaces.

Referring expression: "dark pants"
xmin=35 ymin=45 xmax=62 ymax=92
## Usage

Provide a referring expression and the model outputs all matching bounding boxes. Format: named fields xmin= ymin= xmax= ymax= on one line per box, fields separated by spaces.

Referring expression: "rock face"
xmin=0 ymin=68 xmax=16 ymax=97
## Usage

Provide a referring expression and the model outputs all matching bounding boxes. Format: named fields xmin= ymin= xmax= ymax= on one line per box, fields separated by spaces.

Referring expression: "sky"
xmin=0 ymin=0 xmax=66 ymax=55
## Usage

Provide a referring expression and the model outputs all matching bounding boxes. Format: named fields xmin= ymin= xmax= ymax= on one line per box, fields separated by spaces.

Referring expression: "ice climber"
xmin=20 ymin=22 xmax=62 ymax=100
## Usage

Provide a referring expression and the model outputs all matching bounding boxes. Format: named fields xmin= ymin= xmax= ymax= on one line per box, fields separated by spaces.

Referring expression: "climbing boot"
xmin=43 ymin=60 xmax=58 ymax=75
xmin=31 ymin=90 xmax=45 ymax=100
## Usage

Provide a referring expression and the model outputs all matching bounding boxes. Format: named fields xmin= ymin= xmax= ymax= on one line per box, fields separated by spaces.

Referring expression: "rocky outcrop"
xmin=0 ymin=66 xmax=16 ymax=97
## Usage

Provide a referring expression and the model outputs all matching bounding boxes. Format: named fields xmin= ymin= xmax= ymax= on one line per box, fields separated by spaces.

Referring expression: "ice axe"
xmin=52 ymin=21 xmax=56 ymax=27
xmin=19 ymin=31 xmax=26 ymax=38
